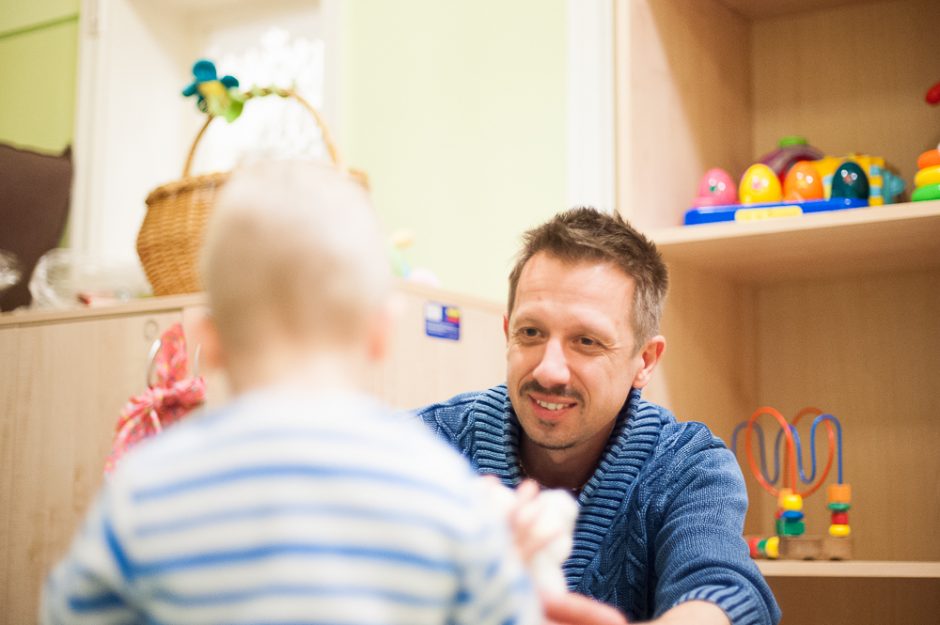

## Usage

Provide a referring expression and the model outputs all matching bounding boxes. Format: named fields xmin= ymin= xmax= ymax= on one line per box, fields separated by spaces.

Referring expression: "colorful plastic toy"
xmin=739 ymin=164 xmax=783 ymax=204
xmin=685 ymin=141 xmax=884 ymax=225
xmin=926 ymin=80 xmax=940 ymax=105
xmin=731 ymin=406 xmax=853 ymax=561
xmin=911 ymin=147 xmax=940 ymax=202
xmin=830 ymin=161 xmax=870 ymax=200
xmin=812 ymin=153 xmax=901 ymax=205
xmin=181 ymin=59 xmax=243 ymax=121
xmin=758 ymin=136 xmax=824 ymax=184
xmin=783 ymin=161 xmax=824 ymax=201
xmin=693 ymin=168 xmax=737 ymax=207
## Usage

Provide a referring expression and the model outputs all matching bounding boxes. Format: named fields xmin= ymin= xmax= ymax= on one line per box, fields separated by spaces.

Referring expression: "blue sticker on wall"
xmin=425 ymin=302 xmax=461 ymax=341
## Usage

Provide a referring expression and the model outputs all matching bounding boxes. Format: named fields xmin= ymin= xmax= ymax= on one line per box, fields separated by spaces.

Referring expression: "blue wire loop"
xmin=731 ymin=413 xmax=843 ymax=486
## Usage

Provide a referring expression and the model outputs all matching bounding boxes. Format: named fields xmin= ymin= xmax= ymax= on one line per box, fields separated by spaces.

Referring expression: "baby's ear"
xmin=366 ymin=300 xmax=393 ymax=362
xmin=191 ymin=310 xmax=225 ymax=371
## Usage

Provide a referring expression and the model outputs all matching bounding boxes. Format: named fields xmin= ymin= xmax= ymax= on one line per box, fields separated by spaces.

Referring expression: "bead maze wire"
xmin=731 ymin=406 xmax=844 ymax=498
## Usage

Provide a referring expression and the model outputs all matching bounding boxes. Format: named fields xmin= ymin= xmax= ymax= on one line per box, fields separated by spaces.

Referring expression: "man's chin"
xmin=525 ymin=431 xmax=577 ymax=451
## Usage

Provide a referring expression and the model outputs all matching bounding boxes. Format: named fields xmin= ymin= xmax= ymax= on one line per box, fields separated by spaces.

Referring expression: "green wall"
xmin=0 ymin=0 xmax=79 ymax=152
xmin=340 ymin=0 xmax=568 ymax=304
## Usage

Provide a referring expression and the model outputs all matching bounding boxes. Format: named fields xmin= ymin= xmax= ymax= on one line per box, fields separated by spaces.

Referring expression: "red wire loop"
xmin=742 ymin=406 xmax=836 ymax=499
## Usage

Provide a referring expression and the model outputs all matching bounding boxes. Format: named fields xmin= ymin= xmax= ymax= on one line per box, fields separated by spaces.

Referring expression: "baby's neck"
xmin=227 ymin=346 xmax=369 ymax=396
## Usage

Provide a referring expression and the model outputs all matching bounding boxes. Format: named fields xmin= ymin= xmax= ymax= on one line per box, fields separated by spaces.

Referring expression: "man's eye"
xmin=578 ymin=337 xmax=597 ymax=347
xmin=520 ymin=327 xmax=539 ymax=338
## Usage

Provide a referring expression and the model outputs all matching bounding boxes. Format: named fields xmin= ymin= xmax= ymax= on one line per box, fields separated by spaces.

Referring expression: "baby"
xmin=40 ymin=160 xmax=549 ymax=625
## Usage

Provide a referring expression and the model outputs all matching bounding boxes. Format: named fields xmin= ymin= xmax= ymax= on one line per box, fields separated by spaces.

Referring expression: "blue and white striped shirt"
xmin=41 ymin=387 xmax=539 ymax=625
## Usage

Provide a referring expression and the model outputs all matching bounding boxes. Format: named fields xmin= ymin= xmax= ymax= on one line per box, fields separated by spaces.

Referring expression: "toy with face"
xmin=740 ymin=164 xmax=783 ymax=204
xmin=693 ymin=168 xmax=737 ymax=207
xmin=783 ymin=161 xmax=824 ymax=201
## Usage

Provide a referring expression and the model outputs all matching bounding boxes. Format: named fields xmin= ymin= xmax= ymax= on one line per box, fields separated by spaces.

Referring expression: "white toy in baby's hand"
xmin=481 ymin=477 xmax=579 ymax=595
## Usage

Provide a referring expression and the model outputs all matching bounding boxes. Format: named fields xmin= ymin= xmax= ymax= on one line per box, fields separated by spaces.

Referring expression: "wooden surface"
xmin=759 ymin=560 xmax=940 ymax=578
xmin=750 ymin=270 xmax=940 ymax=561
xmin=719 ymin=0 xmax=876 ymax=19
xmin=651 ymin=200 xmax=940 ymax=283
xmin=615 ymin=0 xmax=940 ymax=229
xmin=768 ymin=577 xmax=940 ymax=624
xmin=0 ymin=310 xmax=182 ymax=624
xmin=615 ymin=2 xmax=940 ymax=621
xmin=614 ymin=0 xmax=752 ymax=229
xmin=752 ymin=0 xmax=940 ymax=187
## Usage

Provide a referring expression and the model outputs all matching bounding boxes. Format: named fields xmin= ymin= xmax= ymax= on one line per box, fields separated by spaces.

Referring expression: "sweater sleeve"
xmin=649 ymin=425 xmax=781 ymax=625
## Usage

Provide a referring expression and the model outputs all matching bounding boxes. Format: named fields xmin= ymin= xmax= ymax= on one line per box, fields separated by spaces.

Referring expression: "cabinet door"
xmin=370 ymin=289 xmax=506 ymax=410
xmin=0 ymin=311 xmax=180 ymax=625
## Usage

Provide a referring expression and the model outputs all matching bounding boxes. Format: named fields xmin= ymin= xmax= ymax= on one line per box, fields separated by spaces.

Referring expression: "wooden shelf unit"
xmin=758 ymin=560 xmax=940 ymax=579
xmin=614 ymin=0 xmax=940 ymax=622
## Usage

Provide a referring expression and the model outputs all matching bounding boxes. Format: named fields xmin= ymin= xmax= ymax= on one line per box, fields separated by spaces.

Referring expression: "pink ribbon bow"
xmin=105 ymin=323 xmax=206 ymax=473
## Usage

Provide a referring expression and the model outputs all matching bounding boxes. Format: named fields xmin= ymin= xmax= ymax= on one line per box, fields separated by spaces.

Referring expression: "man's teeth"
xmin=535 ymin=399 xmax=569 ymax=410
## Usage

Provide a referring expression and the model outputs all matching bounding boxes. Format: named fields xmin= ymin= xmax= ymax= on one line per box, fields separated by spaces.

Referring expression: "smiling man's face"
xmin=505 ymin=252 xmax=651 ymax=456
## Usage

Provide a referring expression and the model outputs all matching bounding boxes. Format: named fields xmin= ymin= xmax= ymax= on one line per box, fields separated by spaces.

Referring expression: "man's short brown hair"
xmin=507 ymin=207 xmax=668 ymax=349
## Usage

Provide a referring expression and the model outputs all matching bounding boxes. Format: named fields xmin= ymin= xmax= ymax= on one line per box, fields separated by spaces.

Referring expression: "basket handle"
xmin=182 ymin=87 xmax=344 ymax=177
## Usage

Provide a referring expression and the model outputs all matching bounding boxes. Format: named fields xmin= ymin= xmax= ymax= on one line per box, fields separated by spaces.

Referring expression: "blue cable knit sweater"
xmin=417 ymin=385 xmax=780 ymax=625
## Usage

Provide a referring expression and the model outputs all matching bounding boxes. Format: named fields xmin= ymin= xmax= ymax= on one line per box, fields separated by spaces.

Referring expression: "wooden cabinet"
xmin=614 ymin=0 xmax=940 ymax=622
xmin=0 ymin=283 xmax=504 ymax=625
xmin=0 ymin=299 xmax=184 ymax=624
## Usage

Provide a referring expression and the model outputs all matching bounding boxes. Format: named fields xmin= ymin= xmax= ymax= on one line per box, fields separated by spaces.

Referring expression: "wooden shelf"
xmin=757 ymin=560 xmax=940 ymax=578
xmin=650 ymin=200 xmax=940 ymax=283
xmin=717 ymin=0 xmax=866 ymax=19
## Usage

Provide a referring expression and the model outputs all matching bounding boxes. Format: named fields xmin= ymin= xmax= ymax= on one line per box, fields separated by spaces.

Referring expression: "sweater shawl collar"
xmin=468 ymin=384 xmax=664 ymax=589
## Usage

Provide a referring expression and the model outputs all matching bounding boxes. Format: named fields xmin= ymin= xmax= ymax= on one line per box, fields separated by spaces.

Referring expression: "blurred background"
xmin=0 ymin=0 xmax=614 ymax=304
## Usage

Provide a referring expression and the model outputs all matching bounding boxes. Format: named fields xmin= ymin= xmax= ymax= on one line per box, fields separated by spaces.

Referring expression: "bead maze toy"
xmin=731 ymin=406 xmax=853 ymax=561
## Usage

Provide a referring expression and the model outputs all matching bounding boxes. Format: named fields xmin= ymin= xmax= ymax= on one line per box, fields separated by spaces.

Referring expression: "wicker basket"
xmin=137 ymin=88 xmax=367 ymax=296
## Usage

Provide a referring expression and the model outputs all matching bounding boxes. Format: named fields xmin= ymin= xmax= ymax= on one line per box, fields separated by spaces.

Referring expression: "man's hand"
xmin=542 ymin=594 xmax=729 ymax=625
xmin=542 ymin=592 xmax=629 ymax=625
xmin=651 ymin=600 xmax=730 ymax=625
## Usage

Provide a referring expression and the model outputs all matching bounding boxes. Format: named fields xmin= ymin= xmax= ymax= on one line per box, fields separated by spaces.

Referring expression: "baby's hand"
xmin=480 ymin=476 xmax=579 ymax=594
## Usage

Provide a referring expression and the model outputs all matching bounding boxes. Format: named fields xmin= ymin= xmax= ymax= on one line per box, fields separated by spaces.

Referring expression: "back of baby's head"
xmin=201 ymin=159 xmax=389 ymax=356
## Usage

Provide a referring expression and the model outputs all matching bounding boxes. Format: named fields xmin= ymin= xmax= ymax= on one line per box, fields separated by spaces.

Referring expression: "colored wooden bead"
xmin=831 ymin=511 xmax=849 ymax=525
xmin=748 ymin=536 xmax=762 ymax=559
xmin=782 ymin=510 xmax=804 ymax=520
xmin=827 ymin=483 xmax=851 ymax=504
xmin=780 ymin=520 xmax=805 ymax=536
xmin=765 ymin=536 xmax=780 ymax=559
xmin=827 ymin=502 xmax=851 ymax=512
xmin=779 ymin=492 xmax=803 ymax=512
xmin=829 ymin=524 xmax=851 ymax=538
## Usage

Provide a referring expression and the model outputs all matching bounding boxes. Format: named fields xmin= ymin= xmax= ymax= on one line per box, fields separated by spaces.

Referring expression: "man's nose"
xmin=532 ymin=339 xmax=570 ymax=388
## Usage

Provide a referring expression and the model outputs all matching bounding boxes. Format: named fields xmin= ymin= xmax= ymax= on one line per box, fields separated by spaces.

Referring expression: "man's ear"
xmin=503 ymin=314 xmax=509 ymax=342
xmin=632 ymin=335 xmax=666 ymax=389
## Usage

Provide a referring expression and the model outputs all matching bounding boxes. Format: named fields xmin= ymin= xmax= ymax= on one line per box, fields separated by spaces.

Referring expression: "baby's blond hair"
xmin=201 ymin=159 xmax=389 ymax=358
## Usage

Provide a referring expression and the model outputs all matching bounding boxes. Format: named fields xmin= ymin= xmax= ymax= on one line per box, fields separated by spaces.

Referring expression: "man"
xmin=417 ymin=208 xmax=780 ymax=625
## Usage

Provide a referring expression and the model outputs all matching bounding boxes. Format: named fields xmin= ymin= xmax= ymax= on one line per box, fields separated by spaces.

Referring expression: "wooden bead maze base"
xmin=779 ymin=535 xmax=853 ymax=560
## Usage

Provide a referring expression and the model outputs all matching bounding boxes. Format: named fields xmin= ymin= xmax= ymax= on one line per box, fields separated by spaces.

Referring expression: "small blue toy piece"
xmin=181 ymin=59 xmax=242 ymax=121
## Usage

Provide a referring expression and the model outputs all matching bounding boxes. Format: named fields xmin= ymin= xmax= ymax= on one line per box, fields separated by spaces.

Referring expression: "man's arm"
xmin=647 ymin=426 xmax=780 ymax=625
xmin=543 ymin=593 xmax=728 ymax=625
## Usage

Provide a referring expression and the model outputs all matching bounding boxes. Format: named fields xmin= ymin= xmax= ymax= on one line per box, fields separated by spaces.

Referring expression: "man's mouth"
xmin=533 ymin=398 xmax=574 ymax=411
